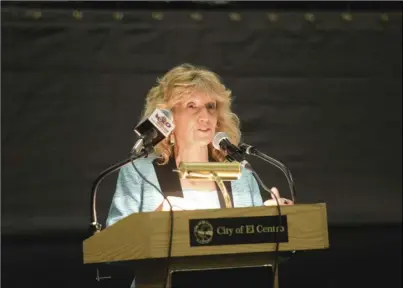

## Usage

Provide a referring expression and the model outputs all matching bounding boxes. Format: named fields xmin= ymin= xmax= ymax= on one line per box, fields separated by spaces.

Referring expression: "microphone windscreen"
xmin=212 ymin=132 xmax=229 ymax=150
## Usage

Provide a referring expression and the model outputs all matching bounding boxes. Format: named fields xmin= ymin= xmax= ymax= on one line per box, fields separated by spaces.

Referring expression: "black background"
xmin=1 ymin=2 xmax=401 ymax=288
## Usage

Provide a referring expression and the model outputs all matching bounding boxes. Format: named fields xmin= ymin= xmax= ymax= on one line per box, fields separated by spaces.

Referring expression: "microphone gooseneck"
xmin=90 ymin=150 xmax=148 ymax=234
xmin=239 ymin=143 xmax=296 ymax=203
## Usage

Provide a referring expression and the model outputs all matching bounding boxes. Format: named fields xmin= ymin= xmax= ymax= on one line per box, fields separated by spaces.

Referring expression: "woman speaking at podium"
xmin=106 ymin=63 xmax=293 ymax=228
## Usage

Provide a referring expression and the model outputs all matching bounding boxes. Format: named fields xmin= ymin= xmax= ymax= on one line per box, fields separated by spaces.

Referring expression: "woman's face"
xmin=172 ymin=91 xmax=218 ymax=147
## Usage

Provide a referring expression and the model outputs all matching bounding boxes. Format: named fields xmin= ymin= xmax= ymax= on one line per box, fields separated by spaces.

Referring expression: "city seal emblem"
xmin=193 ymin=220 xmax=214 ymax=244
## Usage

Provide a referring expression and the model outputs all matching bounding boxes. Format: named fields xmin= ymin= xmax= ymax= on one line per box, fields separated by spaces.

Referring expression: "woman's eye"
xmin=206 ymin=103 xmax=217 ymax=110
xmin=187 ymin=102 xmax=196 ymax=109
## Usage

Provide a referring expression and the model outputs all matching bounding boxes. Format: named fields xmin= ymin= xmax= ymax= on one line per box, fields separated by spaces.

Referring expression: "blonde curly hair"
xmin=140 ymin=63 xmax=241 ymax=165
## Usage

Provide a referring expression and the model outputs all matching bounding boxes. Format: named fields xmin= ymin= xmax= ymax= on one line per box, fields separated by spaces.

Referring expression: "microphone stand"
xmin=89 ymin=148 xmax=150 ymax=235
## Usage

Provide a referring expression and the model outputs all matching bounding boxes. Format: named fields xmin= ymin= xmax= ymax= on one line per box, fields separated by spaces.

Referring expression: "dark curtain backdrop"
xmin=1 ymin=6 xmax=402 ymax=236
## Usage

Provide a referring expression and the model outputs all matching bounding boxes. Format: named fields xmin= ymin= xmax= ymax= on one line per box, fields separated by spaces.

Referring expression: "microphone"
xmin=212 ymin=132 xmax=247 ymax=165
xmin=212 ymin=133 xmax=296 ymax=202
xmin=132 ymin=108 xmax=175 ymax=154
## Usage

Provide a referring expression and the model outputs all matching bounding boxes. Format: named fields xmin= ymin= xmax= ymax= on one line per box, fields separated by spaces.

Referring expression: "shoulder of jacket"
xmin=120 ymin=153 xmax=161 ymax=170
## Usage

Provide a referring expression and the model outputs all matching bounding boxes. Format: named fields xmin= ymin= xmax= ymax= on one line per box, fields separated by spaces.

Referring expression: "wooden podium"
xmin=83 ymin=203 xmax=329 ymax=288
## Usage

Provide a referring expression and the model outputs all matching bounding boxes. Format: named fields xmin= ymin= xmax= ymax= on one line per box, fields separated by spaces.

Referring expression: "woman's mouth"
xmin=198 ymin=128 xmax=211 ymax=132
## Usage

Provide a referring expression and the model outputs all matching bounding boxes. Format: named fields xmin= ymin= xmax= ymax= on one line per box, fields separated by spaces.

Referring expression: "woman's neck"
xmin=174 ymin=144 xmax=209 ymax=166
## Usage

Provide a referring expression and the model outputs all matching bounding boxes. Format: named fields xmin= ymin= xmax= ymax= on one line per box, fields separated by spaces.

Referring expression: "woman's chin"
xmin=193 ymin=130 xmax=212 ymax=141
xmin=193 ymin=136 xmax=213 ymax=146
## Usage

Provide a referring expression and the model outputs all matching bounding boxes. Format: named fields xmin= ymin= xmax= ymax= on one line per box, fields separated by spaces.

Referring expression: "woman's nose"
xmin=198 ymin=106 xmax=210 ymax=122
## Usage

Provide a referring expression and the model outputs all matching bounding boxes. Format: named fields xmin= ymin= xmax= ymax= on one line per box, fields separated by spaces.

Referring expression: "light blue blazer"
xmin=106 ymin=154 xmax=264 ymax=227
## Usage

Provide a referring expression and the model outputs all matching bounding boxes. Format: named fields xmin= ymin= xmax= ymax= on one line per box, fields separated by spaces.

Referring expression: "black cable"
xmin=243 ymin=163 xmax=282 ymax=288
xmin=88 ymin=150 xmax=152 ymax=284
xmin=241 ymin=145 xmax=299 ymax=284
xmin=249 ymin=150 xmax=299 ymax=260
xmin=89 ymin=144 xmax=174 ymax=287
xmin=130 ymin=158 xmax=174 ymax=288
